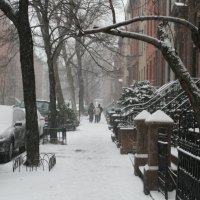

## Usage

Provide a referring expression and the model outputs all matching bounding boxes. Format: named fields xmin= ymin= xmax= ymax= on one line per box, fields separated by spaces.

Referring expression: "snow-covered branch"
xmin=104 ymin=29 xmax=161 ymax=49
xmin=79 ymin=15 xmax=200 ymax=49
xmin=81 ymin=15 xmax=198 ymax=35
xmin=157 ymin=23 xmax=200 ymax=126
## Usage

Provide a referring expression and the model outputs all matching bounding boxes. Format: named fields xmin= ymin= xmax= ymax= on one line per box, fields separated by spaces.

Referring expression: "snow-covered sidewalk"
xmin=0 ymin=115 xmax=173 ymax=200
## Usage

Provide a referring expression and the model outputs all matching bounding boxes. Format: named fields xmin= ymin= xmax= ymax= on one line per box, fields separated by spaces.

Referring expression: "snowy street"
xmin=0 ymin=115 xmax=173 ymax=200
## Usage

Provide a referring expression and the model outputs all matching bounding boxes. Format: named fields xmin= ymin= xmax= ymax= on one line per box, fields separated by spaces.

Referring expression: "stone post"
xmin=119 ymin=127 xmax=136 ymax=154
xmin=134 ymin=110 xmax=151 ymax=177
xmin=143 ymin=110 xmax=174 ymax=194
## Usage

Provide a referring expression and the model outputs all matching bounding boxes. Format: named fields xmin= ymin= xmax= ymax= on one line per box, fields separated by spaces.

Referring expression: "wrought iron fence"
xmin=176 ymin=111 xmax=200 ymax=199
xmin=158 ymin=127 xmax=177 ymax=200
xmin=43 ymin=127 xmax=67 ymax=145
xmin=13 ymin=153 xmax=56 ymax=172
xmin=158 ymin=128 xmax=169 ymax=200
xmin=176 ymin=148 xmax=200 ymax=200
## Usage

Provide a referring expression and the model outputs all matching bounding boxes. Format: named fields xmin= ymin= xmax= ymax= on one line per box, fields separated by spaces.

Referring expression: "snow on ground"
xmin=0 ymin=115 xmax=175 ymax=200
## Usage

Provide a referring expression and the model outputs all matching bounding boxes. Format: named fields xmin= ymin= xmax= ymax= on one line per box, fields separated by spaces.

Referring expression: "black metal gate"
xmin=176 ymin=112 xmax=200 ymax=200
xmin=158 ymin=128 xmax=169 ymax=200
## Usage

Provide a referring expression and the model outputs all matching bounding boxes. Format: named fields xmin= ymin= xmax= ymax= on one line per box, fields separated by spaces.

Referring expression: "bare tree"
xmin=31 ymin=0 xmax=118 ymax=118
xmin=61 ymin=47 xmax=77 ymax=112
xmin=31 ymin=0 xmax=58 ymax=135
xmin=60 ymin=0 xmax=115 ymax=115
xmin=0 ymin=0 xmax=39 ymax=165
xmin=78 ymin=15 xmax=200 ymax=128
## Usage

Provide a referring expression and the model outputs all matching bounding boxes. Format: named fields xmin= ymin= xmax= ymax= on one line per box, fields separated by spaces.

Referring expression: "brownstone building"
xmin=172 ymin=0 xmax=200 ymax=77
xmin=114 ymin=0 xmax=200 ymax=94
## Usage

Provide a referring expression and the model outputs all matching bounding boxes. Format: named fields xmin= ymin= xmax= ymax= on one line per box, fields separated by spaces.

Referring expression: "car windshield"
xmin=0 ymin=106 xmax=13 ymax=125
xmin=36 ymin=101 xmax=49 ymax=112
xmin=20 ymin=100 xmax=49 ymax=113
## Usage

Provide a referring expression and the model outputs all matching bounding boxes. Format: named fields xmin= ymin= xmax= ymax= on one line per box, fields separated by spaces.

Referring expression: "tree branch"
xmin=108 ymin=0 xmax=116 ymax=24
xmin=0 ymin=0 xmax=18 ymax=25
xmin=104 ymin=29 xmax=161 ymax=49
xmin=79 ymin=15 xmax=198 ymax=41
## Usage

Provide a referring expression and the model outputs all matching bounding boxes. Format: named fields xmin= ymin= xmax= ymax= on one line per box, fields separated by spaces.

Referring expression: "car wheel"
xmin=5 ymin=142 xmax=13 ymax=162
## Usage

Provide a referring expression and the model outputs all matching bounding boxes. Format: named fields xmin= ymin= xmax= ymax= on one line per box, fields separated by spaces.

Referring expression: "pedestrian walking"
xmin=88 ymin=103 xmax=95 ymax=122
xmin=94 ymin=106 xmax=101 ymax=123
xmin=98 ymin=104 xmax=103 ymax=122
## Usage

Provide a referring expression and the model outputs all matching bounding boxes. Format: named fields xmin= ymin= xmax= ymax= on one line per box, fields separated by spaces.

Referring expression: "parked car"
xmin=20 ymin=108 xmax=45 ymax=137
xmin=20 ymin=99 xmax=50 ymax=126
xmin=35 ymin=99 xmax=50 ymax=117
xmin=0 ymin=105 xmax=26 ymax=161
xmin=36 ymin=100 xmax=50 ymax=127
xmin=37 ymin=110 xmax=45 ymax=136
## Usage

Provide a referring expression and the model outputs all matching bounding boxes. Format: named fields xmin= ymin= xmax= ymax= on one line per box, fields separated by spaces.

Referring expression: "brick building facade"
xmin=172 ymin=0 xmax=200 ymax=78
xmin=115 ymin=0 xmax=199 ymax=90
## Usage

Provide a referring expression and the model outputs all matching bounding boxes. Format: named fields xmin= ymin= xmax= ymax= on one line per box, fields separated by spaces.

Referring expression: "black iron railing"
xmin=176 ymin=111 xmax=200 ymax=200
xmin=176 ymin=148 xmax=200 ymax=200
xmin=158 ymin=128 xmax=170 ymax=200
xmin=43 ymin=127 xmax=67 ymax=144
xmin=158 ymin=128 xmax=177 ymax=200
xmin=13 ymin=153 xmax=56 ymax=172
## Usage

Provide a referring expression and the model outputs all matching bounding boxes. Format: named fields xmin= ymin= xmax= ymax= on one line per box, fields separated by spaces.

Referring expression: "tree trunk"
xmin=62 ymin=46 xmax=77 ymax=112
xmin=42 ymin=28 xmax=57 ymax=140
xmin=157 ymin=24 xmax=200 ymax=128
xmin=84 ymin=75 xmax=90 ymax=106
xmin=34 ymin=7 xmax=57 ymax=134
xmin=33 ymin=0 xmax=57 ymax=133
xmin=54 ymin=60 xmax=65 ymax=109
xmin=46 ymin=52 xmax=57 ymax=141
xmin=17 ymin=1 xmax=39 ymax=165
xmin=75 ymin=38 xmax=84 ymax=116
xmin=0 ymin=0 xmax=40 ymax=165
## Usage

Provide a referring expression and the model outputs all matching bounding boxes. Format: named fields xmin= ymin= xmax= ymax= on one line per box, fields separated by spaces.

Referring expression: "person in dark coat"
xmin=94 ymin=106 xmax=101 ymax=123
xmin=98 ymin=104 xmax=103 ymax=122
xmin=88 ymin=103 xmax=95 ymax=122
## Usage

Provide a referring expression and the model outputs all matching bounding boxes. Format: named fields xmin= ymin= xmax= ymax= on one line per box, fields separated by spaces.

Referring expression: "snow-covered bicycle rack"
xmin=13 ymin=153 xmax=56 ymax=172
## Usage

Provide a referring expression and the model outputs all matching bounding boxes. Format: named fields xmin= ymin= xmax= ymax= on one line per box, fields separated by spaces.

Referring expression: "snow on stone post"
xmin=134 ymin=110 xmax=151 ymax=176
xmin=143 ymin=110 xmax=174 ymax=194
